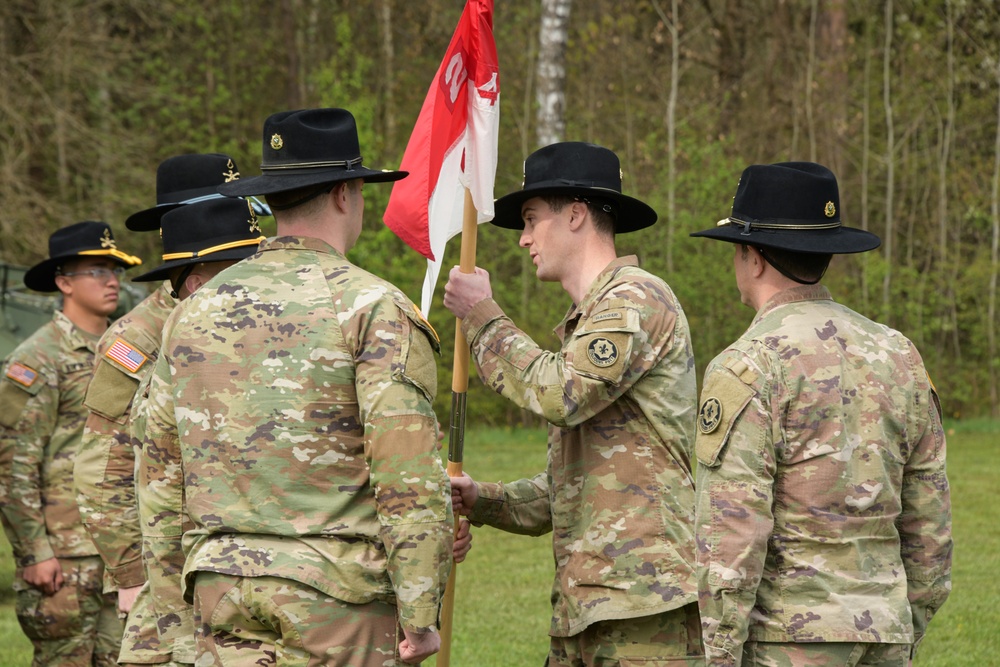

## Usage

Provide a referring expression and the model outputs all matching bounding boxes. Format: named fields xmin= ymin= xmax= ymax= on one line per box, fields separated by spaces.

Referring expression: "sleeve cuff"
xmin=16 ymin=540 xmax=54 ymax=567
xmin=399 ymin=604 xmax=440 ymax=633
xmin=461 ymin=299 xmax=507 ymax=345
xmin=468 ymin=481 xmax=505 ymax=527
xmin=108 ymin=557 xmax=147 ymax=588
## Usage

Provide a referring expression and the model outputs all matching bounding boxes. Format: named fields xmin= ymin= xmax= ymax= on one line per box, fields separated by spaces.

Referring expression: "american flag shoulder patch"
xmin=5 ymin=362 xmax=39 ymax=387
xmin=106 ymin=338 xmax=148 ymax=373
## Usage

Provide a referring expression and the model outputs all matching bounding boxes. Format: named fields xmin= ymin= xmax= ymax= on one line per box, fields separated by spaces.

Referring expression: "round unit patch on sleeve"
xmin=698 ymin=397 xmax=722 ymax=434
xmin=587 ymin=337 xmax=619 ymax=368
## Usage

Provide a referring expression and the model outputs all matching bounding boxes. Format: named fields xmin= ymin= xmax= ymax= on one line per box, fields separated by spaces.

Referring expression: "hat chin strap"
xmin=756 ymin=248 xmax=826 ymax=285
xmin=170 ymin=264 xmax=197 ymax=299
xmin=268 ymin=183 xmax=335 ymax=211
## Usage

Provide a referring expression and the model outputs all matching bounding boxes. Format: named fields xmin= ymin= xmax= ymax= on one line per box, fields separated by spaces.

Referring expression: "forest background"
xmin=1 ymin=0 xmax=998 ymax=422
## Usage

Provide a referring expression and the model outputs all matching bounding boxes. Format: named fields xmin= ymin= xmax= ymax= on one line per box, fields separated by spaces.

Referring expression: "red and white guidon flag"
xmin=383 ymin=0 xmax=499 ymax=314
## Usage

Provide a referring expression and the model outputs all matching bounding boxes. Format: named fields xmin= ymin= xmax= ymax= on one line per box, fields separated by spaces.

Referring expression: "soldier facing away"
xmin=74 ymin=154 xmax=263 ymax=667
xmin=689 ymin=162 xmax=952 ymax=666
xmin=443 ymin=142 xmax=705 ymax=666
xmin=0 ymin=221 xmax=142 ymax=666
xmin=137 ymin=107 xmax=455 ymax=666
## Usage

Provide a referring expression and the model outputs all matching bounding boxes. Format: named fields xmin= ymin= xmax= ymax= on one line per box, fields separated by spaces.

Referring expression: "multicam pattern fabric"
xmin=0 ymin=312 xmax=122 ymax=662
xmin=76 ymin=282 xmax=177 ymax=589
xmin=0 ymin=311 xmax=102 ymax=565
xmin=136 ymin=236 xmax=453 ymax=636
xmin=75 ymin=281 xmax=183 ymax=663
xmin=463 ymin=256 xmax=699 ymax=638
xmin=13 ymin=555 xmax=123 ymax=667
xmin=693 ymin=285 xmax=952 ymax=667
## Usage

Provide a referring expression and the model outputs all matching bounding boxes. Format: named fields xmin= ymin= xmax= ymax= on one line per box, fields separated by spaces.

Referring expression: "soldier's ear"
xmin=567 ymin=201 xmax=588 ymax=231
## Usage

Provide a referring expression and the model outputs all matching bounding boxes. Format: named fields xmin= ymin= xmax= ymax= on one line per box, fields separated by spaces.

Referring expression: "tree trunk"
xmin=805 ymin=0 xmax=818 ymax=162
xmin=651 ymin=0 xmax=680 ymax=274
xmin=990 ymin=51 xmax=1000 ymax=417
xmin=881 ymin=0 xmax=895 ymax=321
xmin=859 ymin=11 xmax=873 ymax=313
xmin=378 ymin=0 xmax=396 ymax=152
xmin=536 ymin=0 xmax=572 ymax=148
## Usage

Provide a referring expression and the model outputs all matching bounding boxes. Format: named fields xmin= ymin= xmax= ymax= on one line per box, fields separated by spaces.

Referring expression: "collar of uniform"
xmin=553 ymin=254 xmax=640 ymax=338
xmin=258 ymin=235 xmax=345 ymax=258
xmin=156 ymin=279 xmax=179 ymax=308
xmin=753 ymin=284 xmax=833 ymax=323
xmin=53 ymin=309 xmax=103 ymax=352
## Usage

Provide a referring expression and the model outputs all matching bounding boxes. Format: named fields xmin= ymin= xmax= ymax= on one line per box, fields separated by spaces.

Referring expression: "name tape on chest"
xmin=5 ymin=362 xmax=39 ymax=387
xmin=106 ymin=338 xmax=148 ymax=373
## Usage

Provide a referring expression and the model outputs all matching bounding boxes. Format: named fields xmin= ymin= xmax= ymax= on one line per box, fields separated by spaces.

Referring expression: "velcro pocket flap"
xmin=0 ymin=361 xmax=45 ymax=428
xmin=569 ymin=306 xmax=640 ymax=386
xmin=396 ymin=300 xmax=439 ymax=403
xmin=695 ymin=368 xmax=756 ymax=467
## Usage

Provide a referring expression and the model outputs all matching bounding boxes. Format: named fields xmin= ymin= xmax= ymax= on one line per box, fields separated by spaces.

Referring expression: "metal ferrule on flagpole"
xmin=448 ymin=391 xmax=467 ymax=465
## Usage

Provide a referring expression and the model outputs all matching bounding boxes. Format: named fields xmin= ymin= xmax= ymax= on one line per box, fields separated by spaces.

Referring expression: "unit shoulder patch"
xmin=105 ymin=338 xmax=148 ymax=373
xmin=698 ymin=397 xmax=722 ymax=434
xmin=587 ymin=337 xmax=619 ymax=368
xmin=695 ymin=367 xmax=756 ymax=467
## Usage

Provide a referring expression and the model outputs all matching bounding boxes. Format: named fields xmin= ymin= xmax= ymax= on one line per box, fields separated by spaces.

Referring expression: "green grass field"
xmin=1 ymin=422 xmax=995 ymax=666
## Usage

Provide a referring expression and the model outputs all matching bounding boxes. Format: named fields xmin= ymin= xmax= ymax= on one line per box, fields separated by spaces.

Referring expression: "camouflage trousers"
xmin=741 ymin=642 xmax=911 ymax=667
xmin=548 ymin=602 xmax=705 ymax=666
xmin=118 ymin=581 xmax=194 ymax=666
xmin=192 ymin=572 xmax=403 ymax=667
xmin=13 ymin=555 xmax=124 ymax=667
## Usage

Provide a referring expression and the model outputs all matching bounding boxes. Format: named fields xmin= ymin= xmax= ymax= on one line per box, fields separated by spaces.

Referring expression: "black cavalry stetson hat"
xmin=492 ymin=142 xmax=657 ymax=233
xmin=132 ymin=197 xmax=266 ymax=283
xmin=24 ymin=221 xmax=143 ymax=292
xmin=126 ymin=153 xmax=243 ymax=232
xmin=218 ymin=108 xmax=407 ymax=198
xmin=691 ymin=161 xmax=881 ymax=254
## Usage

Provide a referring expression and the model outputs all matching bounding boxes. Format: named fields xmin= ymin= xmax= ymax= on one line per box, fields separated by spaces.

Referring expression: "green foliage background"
xmin=1 ymin=1 xmax=999 ymax=422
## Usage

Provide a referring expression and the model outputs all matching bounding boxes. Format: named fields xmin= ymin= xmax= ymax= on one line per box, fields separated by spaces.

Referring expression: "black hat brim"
xmin=492 ymin=185 xmax=657 ymax=233
xmin=24 ymin=252 xmax=140 ymax=293
xmin=218 ymin=167 xmax=407 ymax=198
xmin=125 ymin=203 xmax=184 ymax=232
xmin=131 ymin=245 xmax=260 ymax=283
xmin=691 ymin=219 xmax=882 ymax=254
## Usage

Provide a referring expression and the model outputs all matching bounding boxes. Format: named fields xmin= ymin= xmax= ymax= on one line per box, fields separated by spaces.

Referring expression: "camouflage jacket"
xmin=0 ymin=311 xmax=102 ymax=566
xmin=75 ymin=282 xmax=176 ymax=588
xmin=693 ymin=285 xmax=952 ymax=666
xmin=137 ymin=236 xmax=453 ymax=633
xmin=463 ymin=256 xmax=699 ymax=638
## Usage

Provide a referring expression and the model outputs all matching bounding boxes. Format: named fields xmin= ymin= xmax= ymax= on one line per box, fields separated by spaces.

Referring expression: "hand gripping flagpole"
xmin=437 ymin=187 xmax=478 ymax=667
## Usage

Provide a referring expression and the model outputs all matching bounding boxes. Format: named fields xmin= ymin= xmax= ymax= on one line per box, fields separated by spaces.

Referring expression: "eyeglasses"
xmin=58 ymin=266 xmax=126 ymax=282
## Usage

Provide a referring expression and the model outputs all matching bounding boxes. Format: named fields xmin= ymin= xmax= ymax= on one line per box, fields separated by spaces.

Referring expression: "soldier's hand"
xmin=453 ymin=518 xmax=473 ymax=563
xmin=117 ymin=584 xmax=143 ymax=614
xmin=399 ymin=628 xmax=440 ymax=664
xmin=450 ymin=472 xmax=479 ymax=516
xmin=443 ymin=266 xmax=492 ymax=320
xmin=22 ymin=557 xmax=64 ymax=595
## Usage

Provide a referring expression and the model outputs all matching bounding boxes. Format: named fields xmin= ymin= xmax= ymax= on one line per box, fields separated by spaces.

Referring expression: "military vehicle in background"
xmin=1 ymin=261 xmax=148 ymax=360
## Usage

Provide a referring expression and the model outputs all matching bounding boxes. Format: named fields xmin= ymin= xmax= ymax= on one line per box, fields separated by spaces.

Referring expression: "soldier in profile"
xmin=137 ymin=107 xmax=454 ymax=666
xmin=689 ymin=162 xmax=952 ymax=666
xmin=443 ymin=142 xmax=704 ymax=666
xmin=0 ymin=221 xmax=141 ymax=665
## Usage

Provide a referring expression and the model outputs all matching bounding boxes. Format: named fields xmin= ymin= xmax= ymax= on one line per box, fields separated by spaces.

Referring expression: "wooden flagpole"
xmin=436 ymin=187 xmax=478 ymax=667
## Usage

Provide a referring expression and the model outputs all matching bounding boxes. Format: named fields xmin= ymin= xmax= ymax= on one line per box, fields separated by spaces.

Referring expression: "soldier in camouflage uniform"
xmin=0 ymin=221 xmax=142 ymax=666
xmin=689 ymin=162 xmax=952 ymax=667
xmin=136 ymin=107 xmax=454 ymax=667
xmin=443 ymin=142 xmax=704 ymax=666
xmin=74 ymin=156 xmax=263 ymax=667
